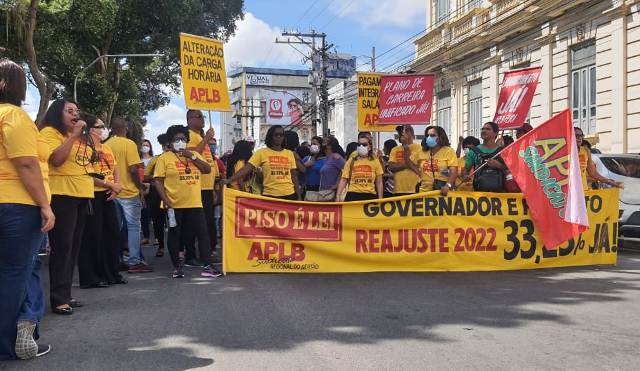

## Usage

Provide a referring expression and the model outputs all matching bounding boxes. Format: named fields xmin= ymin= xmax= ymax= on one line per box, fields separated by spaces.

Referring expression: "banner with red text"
xmin=494 ymin=67 xmax=541 ymax=129
xmin=501 ymin=109 xmax=589 ymax=249
xmin=223 ymin=188 xmax=617 ymax=273
xmin=357 ymin=72 xmax=396 ymax=132
xmin=378 ymin=74 xmax=434 ymax=124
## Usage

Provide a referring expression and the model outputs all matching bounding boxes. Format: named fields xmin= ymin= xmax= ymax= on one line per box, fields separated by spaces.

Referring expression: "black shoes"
xmin=79 ymin=281 xmax=110 ymax=289
xmin=52 ymin=306 xmax=73 ymax=315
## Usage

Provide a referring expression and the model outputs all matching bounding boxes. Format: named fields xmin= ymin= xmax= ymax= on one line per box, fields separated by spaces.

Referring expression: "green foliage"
xmin=1 ymin=0 xmax=244 ymax=129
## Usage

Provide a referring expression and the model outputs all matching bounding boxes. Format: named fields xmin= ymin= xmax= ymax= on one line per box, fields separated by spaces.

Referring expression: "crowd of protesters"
xmin=1 ymin=57 xmax=626 ymax=361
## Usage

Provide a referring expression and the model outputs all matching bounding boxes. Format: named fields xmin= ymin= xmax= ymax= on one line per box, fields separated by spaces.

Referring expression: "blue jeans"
xmin=0 ymin=204 xmax=45 ymax=360
xmin=115 ymin=196 xmax=143 ymax=266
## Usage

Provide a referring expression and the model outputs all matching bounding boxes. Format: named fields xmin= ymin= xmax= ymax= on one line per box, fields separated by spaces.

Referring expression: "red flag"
xmin=494 ymin=67 xmax=541 ymax=130
xmin=501 ymin=109 xmax=589 ymax=248
xmin=378 ymin=74 xmax=434 ymax=124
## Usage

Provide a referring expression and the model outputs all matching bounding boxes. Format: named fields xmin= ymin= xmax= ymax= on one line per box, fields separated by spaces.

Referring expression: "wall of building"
xmin=419 ymin=0 xmax=640 ymax=153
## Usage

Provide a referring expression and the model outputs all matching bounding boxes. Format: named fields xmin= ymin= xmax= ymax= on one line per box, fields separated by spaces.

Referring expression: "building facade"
xmin=220 ymin=67 xmax=315 ymax=153
xmin=414 ymin=0 xmax=640 ymax=153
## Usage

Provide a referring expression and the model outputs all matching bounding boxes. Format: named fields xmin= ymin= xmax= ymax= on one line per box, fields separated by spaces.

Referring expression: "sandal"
xmin=155 ymin=248 xmax=164 ymax=257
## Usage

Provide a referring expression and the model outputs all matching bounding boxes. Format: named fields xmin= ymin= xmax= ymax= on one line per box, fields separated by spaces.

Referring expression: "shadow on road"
xmin=4 ymin=251 xmax=639 ymax=370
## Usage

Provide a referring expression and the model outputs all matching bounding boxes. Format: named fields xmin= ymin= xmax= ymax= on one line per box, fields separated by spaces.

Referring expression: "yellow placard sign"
xmin=223 ymin=188 xmax=619 ymax=273
xmin=357 ymin=72 xmax=396 ymax=132
xmin=179 ymin=32 xmax=231 ymax=111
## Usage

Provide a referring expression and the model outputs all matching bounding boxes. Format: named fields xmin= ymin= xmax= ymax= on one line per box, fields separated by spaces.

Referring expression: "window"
xmin=436 ymin=90 xmax=452 ymax=136
xmin=571 ymin=42 xmax=596 ymax=135
xmin=436 ymin=0 xmax=450 ymax=23
xmin=468 ymin=80 xmax=482 ymax=138
xmin=465 ymin=0 xmax=482 ymax=12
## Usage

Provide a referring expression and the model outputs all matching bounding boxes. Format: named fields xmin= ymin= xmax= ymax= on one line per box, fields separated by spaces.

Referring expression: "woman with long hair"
xmin=0 ymin=59 xmax=53 ymax=359
xmin=406 ymin=125 xmax=458 ymax=196
xmin=226 ymin=125 xmax=301 ymax=200
xmin=225 ymin=140 xmax=253 ymax=192
xmin=40 ymin=99 xmax=95 ymax=315
xmin=78 ymin=114 xmax=125 ymax=289
xmin=335 ymin=135 xmax=383 ymax=201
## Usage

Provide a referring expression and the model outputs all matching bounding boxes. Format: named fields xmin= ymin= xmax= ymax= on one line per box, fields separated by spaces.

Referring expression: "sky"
xmin=24 ymin=0 xmax=427 ymax=152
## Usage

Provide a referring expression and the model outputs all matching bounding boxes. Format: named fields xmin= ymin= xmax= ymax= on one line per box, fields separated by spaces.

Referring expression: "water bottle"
xmin=167 ymin=208 xmax=177 ymax=227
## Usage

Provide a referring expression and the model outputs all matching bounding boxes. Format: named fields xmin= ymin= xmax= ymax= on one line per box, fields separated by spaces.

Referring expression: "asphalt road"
xmin=3 ymin=248 xmax=640 ymax=371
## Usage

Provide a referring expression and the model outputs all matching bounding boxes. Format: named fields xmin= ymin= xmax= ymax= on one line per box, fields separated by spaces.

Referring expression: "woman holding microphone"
xmin=40 ymin=99 xmax=95 ymax=315
xmin=0 ymin=59 xmax=54 ymax=359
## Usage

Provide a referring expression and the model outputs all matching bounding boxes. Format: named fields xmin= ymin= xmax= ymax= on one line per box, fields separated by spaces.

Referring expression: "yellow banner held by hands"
xmin=179 ymin=32 xmax=231 ymax=111
xmin=223 ymin=188 xmax=618 ymax=273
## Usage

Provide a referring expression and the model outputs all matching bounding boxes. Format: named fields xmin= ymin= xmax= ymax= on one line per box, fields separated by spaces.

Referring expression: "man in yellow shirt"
xmin=105 ymin=118 xmax=151 ymax=273
xmin=388 ymin=125 xmax=421 ymax=196
xmin=185 ymin=109 xmax=219 ymax=266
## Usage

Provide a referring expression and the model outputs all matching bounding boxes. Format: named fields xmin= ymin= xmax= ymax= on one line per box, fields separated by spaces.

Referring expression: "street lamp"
xmin=73 ymin=53 xmax=164 ymax=102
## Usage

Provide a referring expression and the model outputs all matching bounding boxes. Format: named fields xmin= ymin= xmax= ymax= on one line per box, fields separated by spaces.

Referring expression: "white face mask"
xmin=99 ymin=128 xmax=109 ymax=141
xmin=463 ymin=147 xmax=470 ymax=156
xmin=310 ymin=144 xmax=320 ymax=154
xmin=141 ymin=145 xmax=151 ymax=154
xmin=173 ymin=140 xmax=187 ymax=151
xmin=357 ymin=145 xmax=369 ymax=157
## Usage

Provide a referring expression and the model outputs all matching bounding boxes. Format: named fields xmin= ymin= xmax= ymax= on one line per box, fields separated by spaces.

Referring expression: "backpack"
xmin=471 ymin=146 xmax=505 ymax=193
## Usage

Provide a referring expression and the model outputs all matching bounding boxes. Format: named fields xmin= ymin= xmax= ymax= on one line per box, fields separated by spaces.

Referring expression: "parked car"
xmin=592 ymin=153 xmax=640 ymax=250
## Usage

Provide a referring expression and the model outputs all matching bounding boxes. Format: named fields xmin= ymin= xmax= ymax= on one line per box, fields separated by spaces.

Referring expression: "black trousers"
xmin=168 ymin=208 xmax=212 ymax=268
xmin=269 ymin=193 xmax=298 ymax=200
xmin=184 ymin=190 xmax=216 ymax=260
xmin=345 ymin=192 xmax=377 ymax=202
xmin=79 ymin=191 xmax=122 ymax=286
xmin=49 ymin=195 xmax=89 ymax=307
xmin=147 ymin=187 xmax=165 ymax=250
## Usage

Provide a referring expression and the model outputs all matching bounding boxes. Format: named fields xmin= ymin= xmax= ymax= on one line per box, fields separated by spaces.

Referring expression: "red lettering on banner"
xmin=190 ymin=87 xmax=222 ymax=103
xmin=378 ymin=74 xmax=434 ymax=124
xmin=236 ymin=198 xmax=342 ymax=241
xmin=246 ymin=241 xmax=306 ymax=262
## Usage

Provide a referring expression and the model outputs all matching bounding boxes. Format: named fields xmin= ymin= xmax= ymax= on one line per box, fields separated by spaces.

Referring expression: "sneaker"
xmin=172 ymin=267 xmax=184 ymax=278
xmin=201 ymin=265 xmax=222 ymax=278
xmin=15 ymin=320 xmax=37 ymax=360
xmin=36 ymin=344 xmax=51 ymax=358
xmin=184 ymin=258 xmax=203 ymax=267
xmin=128 ymin=263 xmax=153 ymax=273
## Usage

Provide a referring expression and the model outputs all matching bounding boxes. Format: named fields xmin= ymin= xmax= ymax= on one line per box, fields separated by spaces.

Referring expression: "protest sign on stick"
xmin=180 ymin=32 xmax=231 ymax=111
xmin=494 ymin=67 xmax=541 ymax=129
xmin=377 ymin=74 xmax=434 ymax=125
xmin=357 ymin=72 xmax=396 ymax=132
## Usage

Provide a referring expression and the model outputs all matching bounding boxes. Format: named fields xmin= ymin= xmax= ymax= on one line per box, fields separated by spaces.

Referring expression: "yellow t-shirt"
xmin=456 ymin=157 xmax=474 ymax=191
xmin=341 ymin=156 xmax=383 ymax=195
xmin=93 ymin=144 xmax=117 ymax=192
xmin=187 ymin=130 xmax=218 ymax=190
xmin=410 ymin=146 xmax=458 ymax=192
xmin=389 ymin=143 xmax=421 ymax=194
xmin=248 ymin=148 xmax=296 ymax=197
xmin=153 ymin=151 xmax=205 ymax=208
xmin=579 ymin=146 xmax=592 ymax=191
xmin=230 ymin=159 xmax=248 ymax=191
xmin=40 ymin=126 xmax=94 ymax=198
xmin=105 ymin=136 xmax=141 ymax=198
xmin=0 ymin=104 xmax=51 ymax=205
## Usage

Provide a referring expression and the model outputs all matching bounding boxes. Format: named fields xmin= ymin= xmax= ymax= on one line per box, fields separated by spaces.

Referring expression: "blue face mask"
xmin=425 ymin=136 xmax=438 ymax=148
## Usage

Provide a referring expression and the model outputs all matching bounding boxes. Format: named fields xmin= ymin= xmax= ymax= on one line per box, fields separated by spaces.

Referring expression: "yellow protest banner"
xmin=179 ymin=32 xmax=231 ymax=111
xmin=223 ymin=188 xmax=618 ymax=273
xmin=357 ymin=72 xmax=395 ymax=132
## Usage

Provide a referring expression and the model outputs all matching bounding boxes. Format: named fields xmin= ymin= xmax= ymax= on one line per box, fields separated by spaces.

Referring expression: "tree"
xmin=1 ymin=0 xmax=244 ymax=131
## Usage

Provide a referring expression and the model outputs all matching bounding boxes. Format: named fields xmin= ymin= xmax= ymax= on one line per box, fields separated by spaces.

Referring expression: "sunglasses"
xmin=357 ymin=142 xmax=370 ymax=147
xmin=174 ymin=138 xmax=187 ymax=143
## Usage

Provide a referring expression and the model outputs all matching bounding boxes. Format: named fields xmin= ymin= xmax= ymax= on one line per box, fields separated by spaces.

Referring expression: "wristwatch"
xmin=190 ymin=154 xmax=197 ymax=161
xmin=446 ymin=182 xmax=454 ymax=190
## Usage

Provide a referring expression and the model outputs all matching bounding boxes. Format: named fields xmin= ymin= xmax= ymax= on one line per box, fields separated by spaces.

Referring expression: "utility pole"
xmin=276 ymin=30 xmax=333 ymax=136
xmin=237 ymin=98 xmax=263 ymax=140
